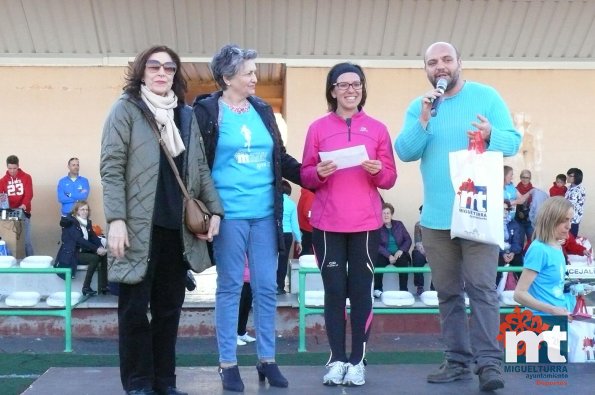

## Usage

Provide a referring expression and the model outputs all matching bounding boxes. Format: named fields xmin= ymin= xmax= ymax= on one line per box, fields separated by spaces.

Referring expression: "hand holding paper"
xmin=319 ymin=145 xmax=369 ymax=170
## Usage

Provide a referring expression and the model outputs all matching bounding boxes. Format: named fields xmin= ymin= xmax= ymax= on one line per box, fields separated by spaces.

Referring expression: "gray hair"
xmin=210 ymin=44 xmax=258 ymax=90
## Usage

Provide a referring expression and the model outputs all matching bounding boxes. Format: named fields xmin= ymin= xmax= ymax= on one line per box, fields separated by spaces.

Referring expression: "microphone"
xmin=430 ymin=78 xmax=448 ymax=117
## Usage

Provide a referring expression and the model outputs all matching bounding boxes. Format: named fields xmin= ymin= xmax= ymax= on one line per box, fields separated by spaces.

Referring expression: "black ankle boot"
xmin=219 ymin=365 xmax=244 ymax=392
xmin=256 ymin=362 xmax=288 ymax=388
xmin=82 ymin=287 xmax=97 ymax=296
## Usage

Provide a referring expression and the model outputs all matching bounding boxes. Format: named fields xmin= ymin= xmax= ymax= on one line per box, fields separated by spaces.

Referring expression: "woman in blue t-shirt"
xmin=192 ymin=44 xmax=301 ymax=392
xmin=514 ymin=197 xmax=573 ymax=316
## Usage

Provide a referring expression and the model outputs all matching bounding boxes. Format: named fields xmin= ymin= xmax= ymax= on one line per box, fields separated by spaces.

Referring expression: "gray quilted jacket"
xmin=100 ymin=94 xmax=223 ymax=284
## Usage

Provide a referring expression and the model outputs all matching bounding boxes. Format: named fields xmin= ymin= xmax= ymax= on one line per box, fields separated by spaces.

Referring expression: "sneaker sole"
xmin=427 ymin=372 xmax=473 ymax=383
xmin=323 ymin=379 xmax=342 ymax=386
xmin=480 ymin=379 xmax=504 ymax=391
xmin=343 ymin=380 xmax=365 ymax=386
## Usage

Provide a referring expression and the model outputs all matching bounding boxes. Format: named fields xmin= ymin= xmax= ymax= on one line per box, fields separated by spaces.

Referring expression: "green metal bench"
xmin=298 ymin=265 xmax=523 ymax=352
xmin=0 ymin=267 xmax=74 ymax=352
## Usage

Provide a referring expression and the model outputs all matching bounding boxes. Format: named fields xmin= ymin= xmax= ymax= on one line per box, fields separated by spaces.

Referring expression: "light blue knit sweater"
xmin=395 ymin=81 xmax=521 ymax=229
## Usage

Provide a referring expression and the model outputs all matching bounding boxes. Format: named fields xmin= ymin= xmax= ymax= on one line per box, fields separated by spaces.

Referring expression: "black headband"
xmin=329 ymin=64 xmax=364 ymax=84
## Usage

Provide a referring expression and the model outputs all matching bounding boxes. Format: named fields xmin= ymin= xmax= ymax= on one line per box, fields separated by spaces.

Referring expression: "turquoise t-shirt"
xmin=523 ymin=240 xmax=567 ymax=315
xmin=211 ymin=104 xmax=274 ymax=219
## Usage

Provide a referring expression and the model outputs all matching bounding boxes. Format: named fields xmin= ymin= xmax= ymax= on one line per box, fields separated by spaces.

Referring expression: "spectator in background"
xmin=412 ymin=205 xmax=433 ymax=295
xmin=565 ymin=168 xmax=586 ymax=237
xmin=515 ymin=169 xmax=534 ymax=244
xmin=297 ymin=188 xmax=315 ymax=256
xmin=549 ymin=174 xmax=567 ymax=197
xmin=237 ymin=258 xmax=256 ymax=346
xmin=375 ymin=202 xmax=412 ymax=296
xmin=497 ymin=200 xmax=524 ymax=284
xmin=57 ymin=157 xmax=90 ymax=216
xmin=56 ymin=200 xmax=108 ymax=296
xmin=0 ymin=155 xmax=34 ymax=256
xmin=276 ymin=180 xmax=302 ymax=294
xmin=514 ymin=197 xmax=573 ymax=316
xmin=301 ymin=62 xmax=396 ymax=387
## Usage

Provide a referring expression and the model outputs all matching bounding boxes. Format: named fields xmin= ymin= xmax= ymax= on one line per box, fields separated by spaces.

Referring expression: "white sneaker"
xmin=323 ymin=361 xmax=347 ymax=386
xmin=238 ymin=332 xmax=256 ymax=343
xmin=236 ymin=337 xmax=247 ymax=346
xmin=373 ymin=290 xmax=383 ymax=298
xmin=343 ymin=361 xmax=366 ymax=386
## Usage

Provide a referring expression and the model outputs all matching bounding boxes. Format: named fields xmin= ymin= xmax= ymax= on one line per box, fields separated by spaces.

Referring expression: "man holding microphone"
xmin=395 ymin=42 xmax=521 ymax=391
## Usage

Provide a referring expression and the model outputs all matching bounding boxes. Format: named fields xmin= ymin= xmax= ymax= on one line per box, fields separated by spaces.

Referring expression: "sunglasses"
xmin=145 ymin=60 xmax=177 ymax=75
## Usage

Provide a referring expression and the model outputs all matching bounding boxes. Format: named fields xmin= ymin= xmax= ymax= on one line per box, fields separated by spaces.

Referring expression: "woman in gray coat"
xmin=101 ymin=45 xmax=223 ymax=395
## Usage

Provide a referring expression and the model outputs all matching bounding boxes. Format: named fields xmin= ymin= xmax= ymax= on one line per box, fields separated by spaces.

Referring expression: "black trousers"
xmin=411 ymin=249 xmax=427 ymax=287
xmin=118 ymin=226 xmax=187 ymax=392
xmin=237 ymin=282 xmax=253 ymax=335
xmin=78 ymin=252 xmax=107 ymax=291
xmin=299 ymin=230 xmax=313 ymax=256
xmin=375 ymin=252 xmax=411 ymax=291
xmin=313 ymin=228 xmax=379 ymax=365
xmin=276 ymin=232 xmax=294 ymax=291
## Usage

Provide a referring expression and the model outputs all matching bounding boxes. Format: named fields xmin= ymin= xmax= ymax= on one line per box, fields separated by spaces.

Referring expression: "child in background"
xmin=514 ymin=197 xmax=573 ymax=316
xmin=549 ymin=174 xmax=568 ymax=197
xmin=237 ymin=258 xmax=256 ymax=346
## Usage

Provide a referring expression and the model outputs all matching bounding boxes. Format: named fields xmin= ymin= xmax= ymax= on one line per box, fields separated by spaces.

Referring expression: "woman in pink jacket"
xmin=301 ymin=63 xmax=397 ymax=387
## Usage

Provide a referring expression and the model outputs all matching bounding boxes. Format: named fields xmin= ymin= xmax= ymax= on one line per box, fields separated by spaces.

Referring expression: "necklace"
xmin=220 ymin=98 xmax=250 ymax=114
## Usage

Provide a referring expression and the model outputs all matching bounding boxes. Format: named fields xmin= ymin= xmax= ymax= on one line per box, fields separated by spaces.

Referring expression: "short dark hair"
xmin=325 ymin=62 xmax=367 ymax=113
xmin=68 ymin=157 xmax=79 ymax=165
xmin=123 ymin=45 xmax=187 ymax=104
xmin=210 ymin=44 xmax=258 ymax=90
xmin=281 ymin=180 xmax=292 ymax=195
xmin=567 ymin=168 xmax=583 ymax=185
xmin=382 ymin=202 xmax=394 ymax=215
xmin=555 ymin=174 xmax=567 ymax=183
xmin=6 ymin=155 xmax=18 ymax=166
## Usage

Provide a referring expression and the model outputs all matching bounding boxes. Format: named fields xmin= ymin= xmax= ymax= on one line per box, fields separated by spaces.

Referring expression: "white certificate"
xmin=319 ymin=145 xmax=369 ymax=170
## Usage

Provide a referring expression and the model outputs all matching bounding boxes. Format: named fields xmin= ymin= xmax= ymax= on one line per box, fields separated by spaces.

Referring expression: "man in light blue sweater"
xmin=395 ymin=42 xmax=521 ymax=392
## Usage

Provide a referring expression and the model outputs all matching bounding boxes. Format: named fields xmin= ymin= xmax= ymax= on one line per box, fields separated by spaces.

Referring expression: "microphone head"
xmin=436 ymin=78 xmax=448 ymax=92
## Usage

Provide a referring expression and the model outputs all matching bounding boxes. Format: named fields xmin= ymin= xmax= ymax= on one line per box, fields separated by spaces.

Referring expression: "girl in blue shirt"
xmin=514 ymin=197 xmax=573 ymax=316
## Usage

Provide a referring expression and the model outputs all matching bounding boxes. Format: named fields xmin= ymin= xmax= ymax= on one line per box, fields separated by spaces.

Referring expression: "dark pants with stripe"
xmin=312 ymin=228 xmax=379 ymax=365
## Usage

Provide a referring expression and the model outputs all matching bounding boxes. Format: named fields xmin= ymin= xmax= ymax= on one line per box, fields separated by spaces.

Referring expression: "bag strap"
xmin=140 ymin=106 xmax=192 ymax=201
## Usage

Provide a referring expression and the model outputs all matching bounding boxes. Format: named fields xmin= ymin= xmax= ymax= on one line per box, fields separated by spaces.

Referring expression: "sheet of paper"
xmin=319 ymin=145 xmax=369 ymax=170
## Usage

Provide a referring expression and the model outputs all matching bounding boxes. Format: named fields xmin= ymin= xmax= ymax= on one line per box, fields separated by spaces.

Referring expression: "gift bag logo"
xmin=456 ymin=178 xmax=487 ymax=218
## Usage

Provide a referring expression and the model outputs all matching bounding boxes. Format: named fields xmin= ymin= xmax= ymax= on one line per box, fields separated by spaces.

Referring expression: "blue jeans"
xmin=24 ymin=216 xmax=34 ymax=256
xmin=213 ymin=217 xmax=278 ymax=364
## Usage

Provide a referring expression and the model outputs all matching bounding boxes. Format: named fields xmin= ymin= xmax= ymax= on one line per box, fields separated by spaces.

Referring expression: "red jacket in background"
xmin=562 ymin=233 xmax=587 ymax=257
xmin=0 ymin=168 xmax=33 ymax=214
xmin=297 ymin=188 xmax=315 ymax=232
xmin=516 ymin=181 xmax=533 ymax=204
xmin=549 ymin=183 xmax=567 ymax=197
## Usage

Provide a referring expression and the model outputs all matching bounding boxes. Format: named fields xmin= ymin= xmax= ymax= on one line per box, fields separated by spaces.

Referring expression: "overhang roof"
xmin=2 ymin=0 xmax=594 ymax=103
xmin=1 ymin=0 xmax=594 ymax=68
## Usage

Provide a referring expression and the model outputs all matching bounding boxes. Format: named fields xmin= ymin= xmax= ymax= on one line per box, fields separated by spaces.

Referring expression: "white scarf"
xmin=140 ymin=85 xmax=185 ymax=157
xmin=76 ymin=216 xmax=89 ymax=240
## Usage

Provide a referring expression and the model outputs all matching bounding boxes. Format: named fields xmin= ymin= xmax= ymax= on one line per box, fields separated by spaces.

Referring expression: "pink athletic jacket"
xmin=301 ymin=111 xmax=397 ymax=232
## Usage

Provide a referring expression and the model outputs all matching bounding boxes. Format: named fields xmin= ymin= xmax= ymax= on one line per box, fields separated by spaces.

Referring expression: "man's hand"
xmin=468 ymin=114 xmax=492 ymax=141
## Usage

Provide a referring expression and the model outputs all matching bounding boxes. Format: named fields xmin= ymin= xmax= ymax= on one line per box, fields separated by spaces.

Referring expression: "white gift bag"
xmin=449 ymin=136 xmax=504 ymax=248
xmin=568 ymin=320 xmax=595 ymax=362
